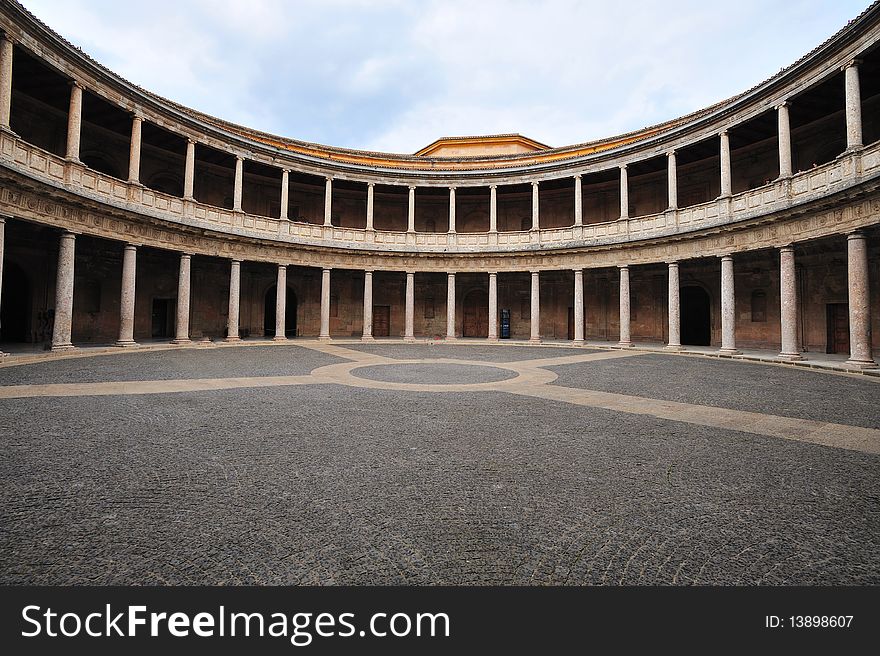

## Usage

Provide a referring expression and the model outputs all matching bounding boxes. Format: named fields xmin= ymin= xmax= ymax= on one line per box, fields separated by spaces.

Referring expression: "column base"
xmin=664 ymin=344 xmax=684 ymax=351
xmin=114 ymin=340 xmax=139 ymax=348
xmin=776 ymin=352 xmax=803 ymax=361
xmin=616 ymin=341 xmax=633 ymax=348
xmin=445 ymin=335 xmax=457 ymax=341
xmin=487 ymin=336 xmax=499 ymax=343
xmin=318 ymin=335 xmax=332 ymax=341
xmin=50 ymin=343 xmax=75 ymax=352
xmin=0 ymin=350 xmax=9 ymax=358
xmin=844 ymin=358 xmax=878 ymax=369
xmin=403 ymin=335 xmax=416 ymax=342
xmin=573 ymin=339 xmax=585 ymax=346
xmin=170 ymin=338 xmax=191 ymax=345
xmin=224 ymin=336 xmax=242 ymax=343
xmin=529 ymin=337 xmax=542 ymax=344
xmin=717 ymin=348 xmax=741 ymax=356
xmin=361 ymin=335 xmax=375 ymax=342
xmin=272 ymin=335 xmax=288 ymax=342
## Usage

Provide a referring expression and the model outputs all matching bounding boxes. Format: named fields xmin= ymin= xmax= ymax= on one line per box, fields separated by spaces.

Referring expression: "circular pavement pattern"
xmin=0 ymin=342 xmax=878 ymax=585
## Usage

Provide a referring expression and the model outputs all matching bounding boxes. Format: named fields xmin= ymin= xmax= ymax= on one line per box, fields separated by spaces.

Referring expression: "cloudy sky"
xmin=20 ymin=0 xmax=872 ymax=153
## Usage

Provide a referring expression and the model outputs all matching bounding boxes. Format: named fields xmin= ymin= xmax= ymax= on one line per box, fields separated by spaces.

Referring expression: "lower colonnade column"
xmin=225 ymin=259 xmax=241 ymax=342
xmin=719 ymin=255 xmax=740 ymax=355
xmin=115 ymin=244 xmax=138 ymax=347
xmin=171 ymin=253 xmax=192 ymax=345
xmin=51 ymin=231 xmax=76 ymax=352
xmin=617 ymin=265 xmax=632 ymax=347
xmin=845 ymin=231 xmax=877 ymax=367
xmin=778 ymin=246 xmax=802 ymax=360
xmin=0 ymin=216 xmax=7 ymax=358
xmin=319 ymin=268 xmax=331 ymax=341
xmin=666 ymin=261 xmax=682 ymax=350
xmin=488 ymin=272 xmax=498 ymax=341
xmin=362 ymin=270 xmax=374 ymax=341
xmin=274 ymin=264 xmax=287 ymax=341
xmin=446 ymin=272 xmax=456 ymax=340
xmin=404 ymin=272 xmax=415 ymax=341
xmin=573 ymin=269 xmax=584 ymax=344
xmin=529 ymin=270 xmax=540 ymax=343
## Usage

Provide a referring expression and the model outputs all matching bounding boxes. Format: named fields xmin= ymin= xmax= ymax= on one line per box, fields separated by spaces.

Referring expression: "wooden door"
xmin=373 ymin=305 xmax=390 ymax=337
xmin=826 ymin=303 xmax=849 ymax=354
xmin=462 ymin=290 xmax=488 ymax=337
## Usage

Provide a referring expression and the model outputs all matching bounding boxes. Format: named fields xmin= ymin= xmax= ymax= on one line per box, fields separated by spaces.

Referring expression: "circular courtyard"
xmin=0 ymin=342 xmax=877 ymax=585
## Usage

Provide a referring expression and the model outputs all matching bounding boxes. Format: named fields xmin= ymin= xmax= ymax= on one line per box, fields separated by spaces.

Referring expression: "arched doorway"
xmin=680 ymin=286 xmax=711 ymax=346
xmin=1 ymin=261 xmax=30 ymax=343
xmin=264 ymin=286 xmax=297 ymax=337
xmin=462 ymin=289 xmax=488 ymax=337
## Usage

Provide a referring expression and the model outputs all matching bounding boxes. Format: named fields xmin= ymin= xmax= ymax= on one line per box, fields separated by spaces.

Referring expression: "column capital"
xmin=68 ymin=79 xmax=83 ymax=90
xmin=489 ymin=184 xmax=497 ymax=190
xmin=0 ymin=32 xmax=18 ymax=45
xmin=277 ymin=262 xmax=287 ymax=269
xmin=187 ymin=137 xmax=196 ymax=145
xmin=488 ymin=271 xmax=498 ymax=276
xmin=322 ymin=266 xmax=332 ymax=273
xmin=325 ymin=175 xmax=333 ymax=182
xmin=617 ymin=263 xmax=629 ymax=270
xmin=367 ymin=182 xmax=375 ymax=188
xmin=123 ymin=243 xmax=138 ymax=251
xmin=719 ymin=129 xmax=729 ymax=137
xmin=282 ymin=168 xmax=291 ymax=174
xmin=448 ymin=185 xmax=457 ymax=191
xmin=60 ymin=230 xmax=77 ymax=240
xmin=179 ymin=251 xmax=193 ymax=258
xmin=719 ymin=253 xmax=734 ymax=262
xmin=841 ymin=58 xmax=862 ymax=71
xmin=619 ymin=163 xmax=628 ymax=171
xmin=530 ymin=269 xmax=541 ymax=275
xmin=408 ymin=185 xmax=416 ymax=191
xmin=405 ymin=269 xmax=416 ymax=276
xmin=573 ymin=173 xmax=582 ymax=180
xmin=846 ymin=230 xmax=866 ymax=241
xmin=779 ymin=243 xmax=795 ymax=253
xmin=666 ymin=260 xmax=679 ymax=267
xmin=531 ymin=181 xmax=539 ymax=188
xmin=666 ymin=149 xmax=676 ymax=157
xmin=130 ymin=112 xmax=144 ymax=122
xmin=774 ymin=100 xmax=790 ymax=111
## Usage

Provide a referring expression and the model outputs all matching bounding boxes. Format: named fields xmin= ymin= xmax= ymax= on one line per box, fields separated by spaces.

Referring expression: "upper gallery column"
xmin=573 ymin=268 xmax=584 ymax=344
xmin=183 ymin=139 xmax=195 ymax=200
xmin=448 ymin=187 xmax=456 ymax=234
xmin=404 ymin=271 xmax=415 ymax=340
xmin=274 ymin=264 xmax=287 ymax=340
xmin=667 ymin=150 xmax=677 ymax=210
xmin=529 ymin=270 xmax=540 ymax=343
xmin=115 ymin=244 xmax=138 ymax=347
xmin=66 ymin=81 xmax=82 ymax=163
xmin=719 ymin=255 xmax=739 ymax=355
xmin=719 ymin=130 xmax=732 ymax=197
xmin=666 ymin=261 xmax=682 ymax=350
xmin=366 ymin=183 xmax=375 ymax=231
xmin=0 ymin=35 xmax=13 ymax=131
xmin=776 ymin=101 xmax=792 ymax=178
xmin=530 ymin=182 xmax=540 ymax=231
xmin=407 ymin=186 xmax=416 ymax=233
xmin=362 ymin=270 xmax=374 ymax=341
xmin=233 ymin=157 xmax=244 ymax=211
xmin=0 ymin=216 xmax=6 ymax=357
xmin=489 ymin=185 xmax=498 ymax=233
xmin=225 ymin=259 xmax=241 ymax=342
xmin=778 ymin=246 xmax=802 ymax=360
xmin=845 ymin=231 xmax=877 ymax=368
xmin=446 ymin=272 xmax=456 ymax=339
xmin=844 ymin=60 xmax=863 ymax=151
xmin=319 ymin=268 xmax=332 ymax=340
xmin=172 ymin=253 xmax=192 ymax=344
xmin=488 ymin=272 xmax=498 ymax=341
xmin=127 ymin=115 xmax=143 ymax=184
xmin=573 ymin=175 xmax=583 ymax=226
xmin=279 ymin=169 xmax=290 ymax=220
xmin=617 ymin=265 xmax=632 ymax=347
xmin=324 ymin=177 xmax=333 ymax=226
xmin=51 ymin=231 xmax=76 ymax=351
xmin=619 ymin=164 xmax=629 ymax=219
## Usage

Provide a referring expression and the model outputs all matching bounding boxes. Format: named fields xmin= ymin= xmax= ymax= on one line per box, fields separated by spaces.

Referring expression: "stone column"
xmin=115 ymin=244 xmax=138 ymax=347
xmin=573 ymin=268 xmax=584 ymax=343
xmin=319 ymin=267 xmax=331 ymax=340
xmin=777 ymin=246 xmax=802 ymax=360
xmin=280 ymin=169 xmax=289 ymax=220
xmin=171 ymin=253 xmax=191 ymax=344
xmin=324 ymin=177 xmax=333 ymax=226
xmin=667 ymin=150 xmax=677 ymax=209
xmin=407 ymin=186 xmax=416 ymax=233
xmin=366 ymin=183 xmax=374 ymax=231
xmin=666 ymin=261 xmax=682 ymax=350
xmin=127 ymin=115 xmax=143 ymax=184
xmin=225 ymin=259 xmax=241 ymax=342
xmin=488 ymin=272 xmax=498 ymax=341
xmin=618 ymin=265 xmax=632 ymax=347
xmin=0 ymin=216 xmax=6 ymax=357
xmin=51 ymin=232 xmax=76 ymax=351
xmin=530 ymin=270 xmax=540 ymax=343
xmin=362 ymin=270 xmax=374 ymax=341
xmin=846 ymin=231 xmax=877 ymax=367
xmin=719 ymin=255 xmax=739 ymax=354
xmin=0 ymin=35 xmax=12 ymax=131
xmin=619 ymin=164 xmax=629 ymax=219
xmin=184 ymin=139 xmax=195 ymax=200
xmin=844 ymin=60 xmax=863 ymax=151
xmin=274 ymin=264 xmax=287 ymax=340
xmin=404 ymin=271 xmax=415 ymax=340
xmin=574 ymin=175 xmax=583 ymax=226
xmin=777 ymin=102 xmax=792 ymax=178
xmin=531 ymin=182 xmax=540 ymax=231
xmin=446 ymin=272 xmax=456 ymax=339
xmin=233 ymin=156 xmax=244 ymax=211
xmin=489 ymin=185 xmax=498 ymax=233
xmin=719 ymin=130 xmax=732 ymax=197
xmin=448 ymin=187 xmax=456 ymax=234
xmin=66 ymin=82 xmax=82 ymax=162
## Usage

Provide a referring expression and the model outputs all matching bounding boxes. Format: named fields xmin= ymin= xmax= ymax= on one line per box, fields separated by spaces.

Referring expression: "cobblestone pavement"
xmin=0 ymin=342 xmax=878 ymax=585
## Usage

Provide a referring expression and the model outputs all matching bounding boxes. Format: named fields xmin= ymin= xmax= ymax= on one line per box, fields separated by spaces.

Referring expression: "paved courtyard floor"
xmin=0 ymin=341 xmax=878 ymax=585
